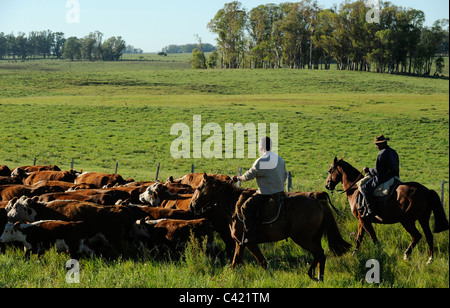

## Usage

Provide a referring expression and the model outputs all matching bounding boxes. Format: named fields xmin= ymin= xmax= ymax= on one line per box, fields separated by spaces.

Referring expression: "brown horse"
xmin=325 ymin=157 xmax=449 ymax=263
xmin=190 ymin=173 xmax=351 ymax=281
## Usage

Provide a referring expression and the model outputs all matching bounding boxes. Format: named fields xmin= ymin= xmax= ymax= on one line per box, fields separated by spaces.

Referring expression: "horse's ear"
xmin=339 ymin=155 xmax=345 ymax=161
xmin=203 ymin=172 xmax=207 ymax=181
xmin=333 ymin=157 xmax=338 ymax=164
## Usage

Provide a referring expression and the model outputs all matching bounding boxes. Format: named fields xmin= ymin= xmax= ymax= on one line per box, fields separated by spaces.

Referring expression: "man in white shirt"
xmin=232 ymin=137 xmax=288 ymax=245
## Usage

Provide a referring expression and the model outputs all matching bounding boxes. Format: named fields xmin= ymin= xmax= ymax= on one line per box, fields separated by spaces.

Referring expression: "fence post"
xmin=286 ymin=171 xmax=293 ymax=192
xmin=155 ymin=163 xmax=160 ymax=181
xmin=33 ymin=158 xmax=37 ymax=166
xmin=238 ymin=167 xmax=242 ymax=188
xmin=191 ymin=164 xmax=195 ymax=174
xmin=71 ymin=158 xmax=74 ymax=170
xmin=115 ymin=162 xmax=119 ymax=174
xmin=441 ymin=180 xmax=445 ymax=205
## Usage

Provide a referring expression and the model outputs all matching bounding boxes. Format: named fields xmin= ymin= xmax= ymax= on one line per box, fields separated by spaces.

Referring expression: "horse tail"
xmin=320 ymin=200 xmax=352 ymax=256
xmin=428 ymin=189 xmax=449 ymax=233
xmin=325 ymin=192 xmax=342 ymax=217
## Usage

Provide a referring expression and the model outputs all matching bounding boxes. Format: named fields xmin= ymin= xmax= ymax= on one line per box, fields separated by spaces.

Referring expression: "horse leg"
xmin=354 ymin=221 xmax=366 ymax=255
xmin=246 ymin=244 xmax=268 ymax=270
xmin=418 ymin=217 xmax=434 ymax=264
xmin=362 ymin=219 xmax=378 ymax=244
xmin=291 ymin=236 xmax=326 ymax=282
xmin=231 ymin=242 xmax=245 ymax=269
xmin=401 ymin=221 xmax=423 ymax=261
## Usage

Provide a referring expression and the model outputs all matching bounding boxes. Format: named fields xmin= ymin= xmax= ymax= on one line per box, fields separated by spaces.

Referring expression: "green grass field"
xmin=0 ymin=57 xmax=448 ymax=288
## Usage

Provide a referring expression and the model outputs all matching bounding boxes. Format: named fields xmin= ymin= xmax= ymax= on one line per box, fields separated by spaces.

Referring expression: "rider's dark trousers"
xmin=360 ymin=176 xmax=381 ymax=211
xmin=241 ymin=192 xmax=283 ymax=241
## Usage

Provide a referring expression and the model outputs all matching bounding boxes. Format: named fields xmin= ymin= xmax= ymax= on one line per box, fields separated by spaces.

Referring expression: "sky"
xmin=0 ymin=0 xmax=449 ymax=52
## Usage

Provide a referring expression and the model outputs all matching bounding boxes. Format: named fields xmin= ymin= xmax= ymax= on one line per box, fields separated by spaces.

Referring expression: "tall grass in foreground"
xmin=0 ymin=234 xmax=448 ymax=288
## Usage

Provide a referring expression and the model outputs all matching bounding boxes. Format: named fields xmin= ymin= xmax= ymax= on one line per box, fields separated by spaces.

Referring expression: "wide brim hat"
xmin=373 ymin=135 xmax=390 ymax=144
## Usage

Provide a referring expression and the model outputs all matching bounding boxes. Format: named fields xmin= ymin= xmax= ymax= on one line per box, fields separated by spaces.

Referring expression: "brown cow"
xmin=23 ymin=170 xmax=79 ymax=186
xmin=169 ymin=173 xmax=230 ymax=189
xmin=38 ymin=192 xmax=116 ymax=205
xmin=6 ymin=196 xmax=132 ymax=256
xmin=164 ymin=182 xmax=195 ymax=194
xmin=33 ymin=180 xmax=96 ymax=192
xmin=127 ymin=205 xmax=195 ymax=221
xmin=160 ymin=195 xmax=193 ymax=210
xmin=0 ymin=165 xmax=11 ymax=177
xmin=0 ymin=176 xmax=23 ymax=185
xmin=0 ymin=220 xmax=110 ymax=258
xmin=65 ymin=188 xmax=132 ymax=205
xmin=11 ymin=165 xmax=61 ymax=174
xmin=139 ymin=182 xmax=193 ymax=210
xmin=133 ymin=217 xmax=214 ymax=256
xmin=0 ymin=184 xmax=64 ymax=201
xmin=139 ymin=182 xmax=178 ymax=206
xmin=75 ymin=172 xmax=127 ymax=188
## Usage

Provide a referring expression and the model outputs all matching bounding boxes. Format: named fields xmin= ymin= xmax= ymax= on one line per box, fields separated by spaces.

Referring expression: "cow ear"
xmin=9 ymin=197 xmax=18 ymax=206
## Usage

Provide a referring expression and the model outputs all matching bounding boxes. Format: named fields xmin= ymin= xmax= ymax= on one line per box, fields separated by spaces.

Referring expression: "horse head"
xmin=189 ymin=173 xmax=232 ymax=215
xmin=325 ymin=157 xmax=344 ymax=191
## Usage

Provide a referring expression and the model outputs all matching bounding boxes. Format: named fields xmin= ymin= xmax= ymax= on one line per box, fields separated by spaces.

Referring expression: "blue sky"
xmin=0 ymin=0 xmax=448 ymax=52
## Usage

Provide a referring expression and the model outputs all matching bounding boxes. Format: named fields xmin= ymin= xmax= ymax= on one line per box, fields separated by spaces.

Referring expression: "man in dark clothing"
xmin=361 ymin=135 xmax=400 ymax=218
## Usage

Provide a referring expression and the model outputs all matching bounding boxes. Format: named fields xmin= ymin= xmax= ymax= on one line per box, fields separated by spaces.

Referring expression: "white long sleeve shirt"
xmin=241 ymin=151 xmax=288 ymax=195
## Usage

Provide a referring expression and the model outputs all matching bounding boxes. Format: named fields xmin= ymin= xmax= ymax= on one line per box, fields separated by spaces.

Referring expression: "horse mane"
xmin=337 ymin=159 xmax=361 ymax=181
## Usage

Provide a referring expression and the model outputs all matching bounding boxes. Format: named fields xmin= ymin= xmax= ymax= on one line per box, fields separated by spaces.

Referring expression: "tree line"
xmin=162 ymin=43 xmax=216 ymax=54
xmin=0 ymin=30 xmax=126 ymax=61
xmin=204 ymin=0 xmax=449 ymax=75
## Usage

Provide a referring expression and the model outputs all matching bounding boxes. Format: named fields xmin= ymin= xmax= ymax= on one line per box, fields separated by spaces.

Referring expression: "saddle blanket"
xmin=357 ymin=176 xmax=402 ymax=197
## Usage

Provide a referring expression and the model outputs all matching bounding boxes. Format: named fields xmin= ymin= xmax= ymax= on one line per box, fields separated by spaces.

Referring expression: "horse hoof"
xmin=426 ymin=257 xmax=433 ymax=265
xmin=403 ymin=254 xmax=410 ymax=261
xmin=352 ymin=250 xmax=358 ymax=256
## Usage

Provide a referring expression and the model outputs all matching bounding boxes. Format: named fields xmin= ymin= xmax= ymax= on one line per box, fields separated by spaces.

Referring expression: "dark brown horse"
xmin=190 ymin=173 xmax=351 ymax=281
xmin=325 ymin=157 xmax=449 ymax=263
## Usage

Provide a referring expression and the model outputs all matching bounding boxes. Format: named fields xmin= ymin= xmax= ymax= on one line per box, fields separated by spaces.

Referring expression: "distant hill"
xmin=161 ymin=43 xmax=216 ymax=54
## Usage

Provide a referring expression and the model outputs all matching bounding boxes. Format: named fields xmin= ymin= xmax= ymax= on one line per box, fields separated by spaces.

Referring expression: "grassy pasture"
xmin=0 ymin=58 xmax=448 ymax=288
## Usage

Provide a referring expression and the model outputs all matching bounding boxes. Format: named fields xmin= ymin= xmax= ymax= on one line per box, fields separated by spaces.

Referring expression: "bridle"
xmin=328 ymin=164 xmax=364 ymax=195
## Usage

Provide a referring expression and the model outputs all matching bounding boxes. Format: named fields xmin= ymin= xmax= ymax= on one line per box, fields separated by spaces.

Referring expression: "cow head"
xmin=139 ymin=182 xmax=169 ymax=206
xmin=132 ymin=218 xmax=152 ymax=240
xmin=10 ymin=167 xmax=30 ymax=179
xmin=5 ymin=196 xmax=38 ymax=222
xmin=103 ymin=174 xmax=126 ymax=188
xmin=0 ymin=222 xmax=27 ymax=244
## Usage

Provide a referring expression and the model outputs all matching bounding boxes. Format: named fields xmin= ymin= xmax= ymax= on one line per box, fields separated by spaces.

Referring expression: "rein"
xmin=340 ymin=172 xmax=364 ymax=194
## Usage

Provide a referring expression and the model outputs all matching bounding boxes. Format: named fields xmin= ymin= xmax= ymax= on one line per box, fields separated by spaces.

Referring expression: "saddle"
xmin=356 ymin=176 xmax=402 ymax=214
xmin=235 ymin=192 xmax=287 ymax=225
xmin=257 ymin=192 xmax=287 ymax=225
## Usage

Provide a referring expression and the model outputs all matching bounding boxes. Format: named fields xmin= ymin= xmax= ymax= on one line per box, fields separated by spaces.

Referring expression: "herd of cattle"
xmin=0 ymin=164 xmax=229 ymax=259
